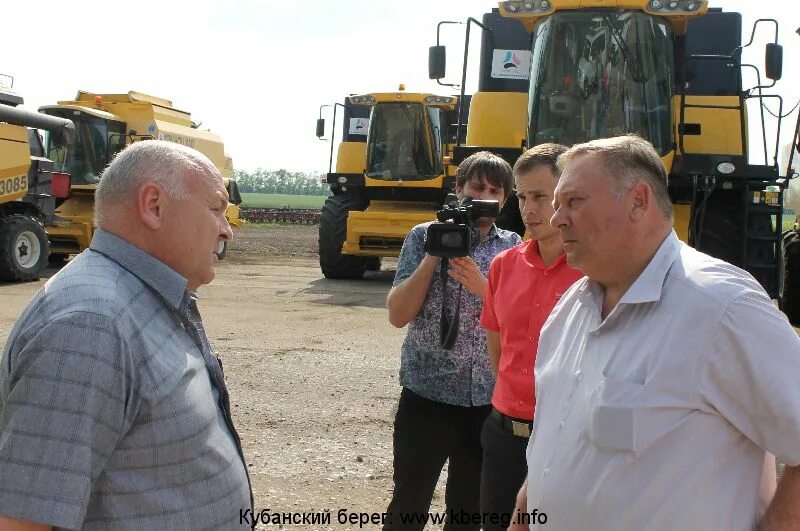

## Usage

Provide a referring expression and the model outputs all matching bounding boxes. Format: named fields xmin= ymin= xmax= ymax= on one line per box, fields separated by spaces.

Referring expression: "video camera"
xmin=425 ymin=195 xmax=500 ymax=258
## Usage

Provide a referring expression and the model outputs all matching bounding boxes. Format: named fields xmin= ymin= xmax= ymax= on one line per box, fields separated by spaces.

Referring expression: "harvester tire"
xmin=781 ymin=229 xmax=800 ymax=325
xmin=319 ymin=195 xmax=367 ymax=279
xmin=365 ymin=256 xmax=382 ymax=272
xmin=216 ymin=240 xmax=228 ymax=260
xmin=0 ymin=215 xmax=49 ymax=282
xmin=695 ymin=189 xmax=776 ymax=292
xmin=48 ymin=253 xmax=69 ymax=265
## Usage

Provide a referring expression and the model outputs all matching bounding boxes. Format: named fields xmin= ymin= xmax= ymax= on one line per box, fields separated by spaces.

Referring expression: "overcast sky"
xmin=2 ymin=0 xmax=797 ymax=173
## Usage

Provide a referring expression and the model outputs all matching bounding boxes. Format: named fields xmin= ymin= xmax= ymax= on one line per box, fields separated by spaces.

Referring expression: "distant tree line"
xmin=234 ymin=169 xmax=329 ymax=196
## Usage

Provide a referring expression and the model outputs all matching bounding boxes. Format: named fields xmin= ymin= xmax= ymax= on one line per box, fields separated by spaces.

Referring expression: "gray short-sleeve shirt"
xmin=0 ymin=230 xmax=251 ymax=530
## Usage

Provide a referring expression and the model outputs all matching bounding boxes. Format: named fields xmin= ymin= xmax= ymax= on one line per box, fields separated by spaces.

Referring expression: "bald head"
xmin=93 ymin=140 xmax=233 ymax=290
xmin=95 ymin=140 xmax=217 ymax=227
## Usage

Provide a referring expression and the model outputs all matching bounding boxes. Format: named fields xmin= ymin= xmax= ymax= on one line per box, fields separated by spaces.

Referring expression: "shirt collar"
xmin=525 ymin=239 xmax=569 ymax=271
xmin=89 ymin=229 xmax=189 ymax=311
xmin=577 ymin=230 xmax=680 ymax=306
xmin=618 ymin=230 xmax=681 ymax=304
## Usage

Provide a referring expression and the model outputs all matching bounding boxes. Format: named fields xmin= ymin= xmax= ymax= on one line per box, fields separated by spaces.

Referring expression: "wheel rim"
xmin=15 ymin=230 xmax=41 ymax=269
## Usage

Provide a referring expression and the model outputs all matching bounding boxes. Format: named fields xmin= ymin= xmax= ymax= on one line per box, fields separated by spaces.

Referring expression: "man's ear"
xmin=628 ymin=182 xmax=651 ymax=221
xmin=138 ymin=183 xmax=165 ymax=230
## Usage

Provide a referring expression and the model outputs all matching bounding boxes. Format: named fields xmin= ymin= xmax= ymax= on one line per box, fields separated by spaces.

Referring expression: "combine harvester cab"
xmin=315 ymin=87 xmax=463 ymax=279
xmin=0 ymin=77 xmax=73 ymax=281
xmin=39 ymin=91 xmax=241 ymax=261
xmin=433 ymin=1 xmax=793 ymax=304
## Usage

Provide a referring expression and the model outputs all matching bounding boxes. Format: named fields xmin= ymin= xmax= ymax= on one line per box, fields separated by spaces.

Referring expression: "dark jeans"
xmin=384 ymin=388 xmax=491 ymax=531
xmin=479 ymin=411 xmax=529 ymax=531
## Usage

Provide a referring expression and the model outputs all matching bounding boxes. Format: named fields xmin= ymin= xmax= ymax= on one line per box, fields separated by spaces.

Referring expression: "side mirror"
xmin=765 ymin=43 xmax=783 ymax=81
xmin=429 ymin=45 xmax=446 ymax=80
xmin=316 ymin=118 xmax=325 ymax=138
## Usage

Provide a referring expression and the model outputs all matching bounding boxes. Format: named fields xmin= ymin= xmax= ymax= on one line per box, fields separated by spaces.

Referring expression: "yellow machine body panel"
xmin=674 ymin=95 xmax=745 ymax=156
xmin=47 ymin=186 xmax=95 ymax=254
xmin=335 ymin=141 xmax=367 ymax=174
xmin=466 ymin=92 xmax=528 ymax=148
xmin=42 ymin=91 xmax=237 ymax=255
xmin=672 ymin=203 xmax=691 ymax=244
xmin=343 ymin=201 xmax=437 ymax=257
xmin=364 ymin=175 xmax=445 ymax=189
xmin=0 ymin=123 xmax=30 ymax=203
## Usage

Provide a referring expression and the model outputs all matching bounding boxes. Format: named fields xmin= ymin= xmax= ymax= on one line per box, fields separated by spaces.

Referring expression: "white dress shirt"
xmin=526 ymin=231 xmax=800 ymax=531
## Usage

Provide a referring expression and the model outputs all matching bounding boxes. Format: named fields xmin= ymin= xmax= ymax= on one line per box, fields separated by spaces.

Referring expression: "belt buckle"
xmin=511 ymin=420 xmax=531 ymax=438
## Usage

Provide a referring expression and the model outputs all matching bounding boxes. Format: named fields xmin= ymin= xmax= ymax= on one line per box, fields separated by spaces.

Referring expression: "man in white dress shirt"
xmin=509 ymin=135 xmax=800 ymax=531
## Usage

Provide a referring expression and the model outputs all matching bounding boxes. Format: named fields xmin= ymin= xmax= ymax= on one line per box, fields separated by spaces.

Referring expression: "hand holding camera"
xmin=447 ymin=256 xmax=488 ymax=299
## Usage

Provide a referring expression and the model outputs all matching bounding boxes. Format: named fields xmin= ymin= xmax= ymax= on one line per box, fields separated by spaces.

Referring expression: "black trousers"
xmin=479 ymin=411 xmax=529 ymax=531
xmin=384 ymin=388 xmax=491 ymax=531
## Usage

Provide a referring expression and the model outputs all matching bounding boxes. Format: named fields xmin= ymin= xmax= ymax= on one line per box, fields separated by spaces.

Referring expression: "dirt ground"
xmin=0 ymin=224 xmax=449 ymax=529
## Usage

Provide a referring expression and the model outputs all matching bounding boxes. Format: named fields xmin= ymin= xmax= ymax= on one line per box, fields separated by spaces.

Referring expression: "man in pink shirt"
xmin=479 ymin=144 xmax=583 ymax=530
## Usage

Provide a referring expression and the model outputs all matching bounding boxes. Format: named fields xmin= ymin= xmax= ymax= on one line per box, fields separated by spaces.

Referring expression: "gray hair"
xmin=95 ymin=140 xmax=214 ymax=227
xmin=557 ymin=135 xmax=673 ymax=220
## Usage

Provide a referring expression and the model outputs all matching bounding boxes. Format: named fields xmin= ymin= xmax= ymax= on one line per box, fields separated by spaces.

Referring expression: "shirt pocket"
xmin=588 ymin=377 xmax=646 ymax=454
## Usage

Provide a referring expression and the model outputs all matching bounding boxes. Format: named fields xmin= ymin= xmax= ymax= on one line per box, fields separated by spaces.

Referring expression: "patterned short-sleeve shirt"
xmin=393 ymin=222 xmax=522 ymax=406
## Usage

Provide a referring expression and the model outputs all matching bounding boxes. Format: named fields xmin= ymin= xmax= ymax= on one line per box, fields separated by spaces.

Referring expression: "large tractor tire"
xmin=365 ymin=256 xmax=382 ymax=272
xmin=216 ymin=240 xmax=228 ymax=260
xmin=694 ymin=189 xmax=776 ymax=294
xmin=0 ymin=215 xmax=49 ymax=282
xmin=780 ymin=229 xmax=800 ymax=326
xmin=319 ymin=195 xmax=367 ymax=279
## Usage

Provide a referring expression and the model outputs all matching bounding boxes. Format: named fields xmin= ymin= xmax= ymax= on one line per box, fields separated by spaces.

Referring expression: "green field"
xmin=241 ymin=193 xmax=327 ymax=209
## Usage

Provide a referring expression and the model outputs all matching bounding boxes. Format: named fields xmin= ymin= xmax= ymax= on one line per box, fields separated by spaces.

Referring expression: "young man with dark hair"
xmin=384 ymin=151 xmax=522 ymax=530
xmin=479 ymin=144 xmax=582 ymax=530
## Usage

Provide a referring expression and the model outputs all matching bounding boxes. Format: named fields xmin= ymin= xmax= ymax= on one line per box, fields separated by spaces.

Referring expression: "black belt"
xmin=490 ymin=407 xmax=533 ymax=438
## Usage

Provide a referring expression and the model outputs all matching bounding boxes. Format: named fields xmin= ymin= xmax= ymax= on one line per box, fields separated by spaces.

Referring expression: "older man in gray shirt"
xmin=0 ymin=140 xmax=251 ymax=530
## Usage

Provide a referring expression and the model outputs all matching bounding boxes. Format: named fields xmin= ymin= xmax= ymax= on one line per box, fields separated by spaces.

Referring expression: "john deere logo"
xmin=503 ymin=51 xmax=522 ymax=70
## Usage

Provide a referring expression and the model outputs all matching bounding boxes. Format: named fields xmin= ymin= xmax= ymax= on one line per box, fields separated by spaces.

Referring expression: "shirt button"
xmin=519 ymin=400 xmax=525 ymax=405
xmin=543 ymin=271 xmax=549 ymax=276
xmin=575 ymin=371 xmax=583 ymax=382
xmin=530 ymin=336 xmax=535 ymax=342
xmin=534 ymin=303 xmax=540 ymax=309
xmin=522 ymin=369 xmax=528 ymax=374
xmin=559 ymin=420 xmax=566 ymax=429
xmin=543 ymin=467 xmax=550 ymax=476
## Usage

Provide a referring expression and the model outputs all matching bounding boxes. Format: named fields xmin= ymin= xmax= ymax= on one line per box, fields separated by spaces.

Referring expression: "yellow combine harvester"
xmin=432 ymin=0 xmax=792 ymax=301
xmin=39 ymin=91 xmax=241 ymax=261
xmin=315 ymin=87 xmax=462 ymax=278
xmin=0 ymin=77 xmax=73 ymax=280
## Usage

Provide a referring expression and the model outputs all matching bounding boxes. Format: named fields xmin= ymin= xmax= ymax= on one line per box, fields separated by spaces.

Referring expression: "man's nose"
xmin=521 ymin=200 xmax=536 ymax=216
xmin=550 ymin=207 xmax=567 ymax=229
xmin=220 ymin=217 xmax=234 ymax=241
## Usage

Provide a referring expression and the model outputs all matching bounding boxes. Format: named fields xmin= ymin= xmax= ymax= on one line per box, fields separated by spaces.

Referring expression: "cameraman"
xmin=384 ymin=151 xmax=522 ymax=530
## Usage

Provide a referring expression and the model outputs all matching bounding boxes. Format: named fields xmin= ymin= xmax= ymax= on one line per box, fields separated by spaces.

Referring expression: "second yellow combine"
xmin=39 ymin=90 xmax=241 ymax=261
